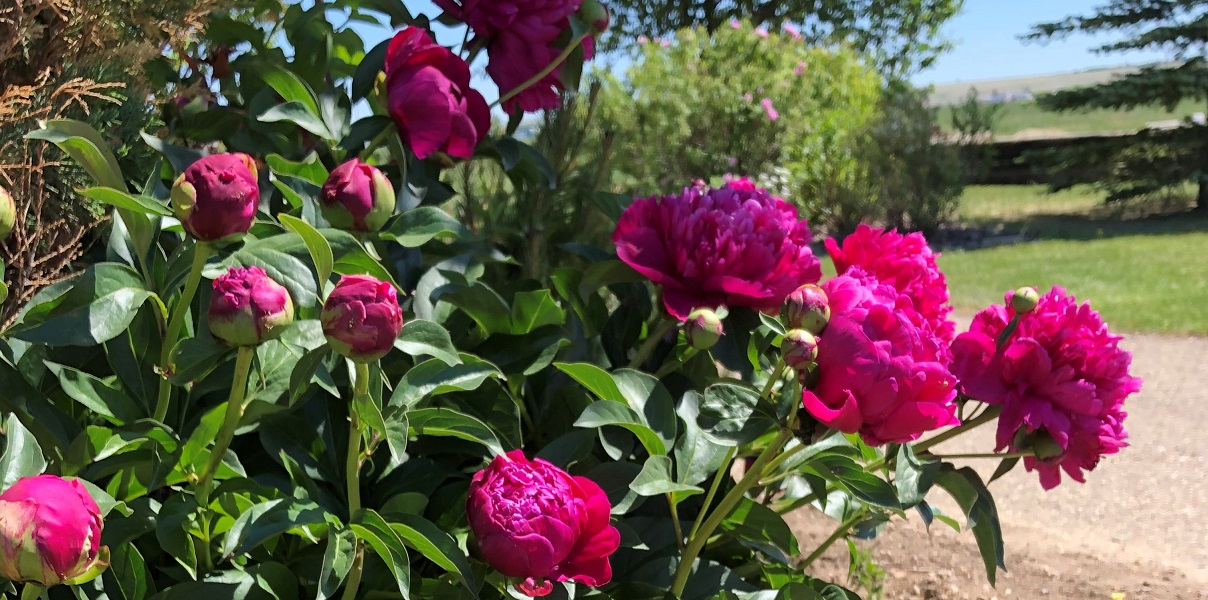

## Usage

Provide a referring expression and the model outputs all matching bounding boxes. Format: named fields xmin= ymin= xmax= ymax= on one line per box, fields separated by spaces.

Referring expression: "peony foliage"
xmin=0 ymin=3 xmax=1141 ymax=600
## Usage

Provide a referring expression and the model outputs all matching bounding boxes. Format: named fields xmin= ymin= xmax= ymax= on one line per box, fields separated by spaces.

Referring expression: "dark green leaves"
xmin=697 ymin=383 xmax=779 ymax=446
xmin=0 ymin=414 xmax=46 ymax=490
xmin=381 ymin=207 xmax=469 ymax=247
xmin=936 ymin=466 xmax=1006 ymax=585
xmin=408 ymin=407 xmax=505 ymax=456
xmin=11 ymin=263 xmax=160 ymax=346
xmin=895 ymin=443 xmax=940 ymax=507
xmin=395 ymin=320 xmax=460 ymax=367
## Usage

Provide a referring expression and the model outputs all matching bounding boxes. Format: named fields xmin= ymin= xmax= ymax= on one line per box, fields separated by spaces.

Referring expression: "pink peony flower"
xmin=802 ymin=273 xmax=959 ymax=445
xmin=171 ymin=153 xmax=259 ymax=242
xmin=659 ymin=38 xmax=671 ymax=48
xmin=794 ymin=61 xmax=808 ymax=76
xmin=209 ymin=266 xmax=295 ymax=347
xmin=467 ymin=450 xmax=619 ymax=597
xmin=783 ymin=23 xmax=802 ymax=39
xmin=613 ymin=182 xmax=822 ymax=320
xmin=950 ymin=287 xmax=1142 ymax=489
xmin=321 ymin=275 xmax=404 ymax=363
xmin=754 ymin=27 xmax=769 ymax=38
xmin=0 ymin=475 xmax=104 ymax=587
xmin=384 ymin=27 xmax=490 ymax=160
xmin=729 ymin=20 xmax=742 ymax=29
xmin=761 ymin=97 xmax=779 ymax=121
xmin=826 ymin=224 xmax=956 ymax=352
xmin=435 ymin=0 xmax=589 ymax=113
xmin=320 ymin=159 xmax=396 ymax=232
xmin=637 ymin=35 xmax=649 ymax=45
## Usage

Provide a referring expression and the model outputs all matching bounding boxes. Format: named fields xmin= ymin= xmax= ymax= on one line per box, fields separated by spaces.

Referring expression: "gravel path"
xmin=787 ymin=328 xmax=1208 ymax=599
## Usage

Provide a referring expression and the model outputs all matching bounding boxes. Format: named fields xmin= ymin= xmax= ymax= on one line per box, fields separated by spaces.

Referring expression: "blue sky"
xmin=914 ymin=0 xmax=1171 ymax=85
xmin=349 ymin=0 xmax=1174 ymax=94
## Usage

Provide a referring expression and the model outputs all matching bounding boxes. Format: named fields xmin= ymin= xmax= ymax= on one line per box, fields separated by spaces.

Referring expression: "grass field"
xmin=937 ymin=98 xmax=1203 ymax=137
xmin=938 ymin=185 xmax=1208 ymax=334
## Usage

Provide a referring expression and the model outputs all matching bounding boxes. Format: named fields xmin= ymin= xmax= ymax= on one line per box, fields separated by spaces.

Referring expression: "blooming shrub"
xmin=0 ymin=4 xmax=1141 ymax=600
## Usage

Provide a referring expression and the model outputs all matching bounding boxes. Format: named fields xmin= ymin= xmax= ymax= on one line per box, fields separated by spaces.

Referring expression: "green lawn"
xmin=937 ymin=185 xmax=1208 ymax=335
xmin=938 ymin=98 xmax=1203 ymax=137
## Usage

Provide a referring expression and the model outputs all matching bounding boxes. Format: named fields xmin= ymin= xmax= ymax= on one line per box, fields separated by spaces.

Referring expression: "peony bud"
xmin=1010 ymin=286 xmax=1040 ymax=314
xmin=321 ymin=275 xmax=403 ymax=362
xmin=0 ymin=185 xmax=16 ymax=240
xmin=782 ymin=284 xmax=830 ymax=335
xmin=684 ymin=308 xmax=723 ymax=350
xmin=319 ymin=159 xmax=396 ymax=232
xmin=0 ymin=475 xmax=105 ymax=587
xmin=171 ymin=153 xmax=260 ymax=242
xmin=208 ymin=266 xmax=295 ymax=346
xmin=781 ymin=329 xmax=818 ymax=371
xmin=1013 ymin=427 xmax=1065 ymax=462
xmin=577 ymin=0 xmax=610 ymax=35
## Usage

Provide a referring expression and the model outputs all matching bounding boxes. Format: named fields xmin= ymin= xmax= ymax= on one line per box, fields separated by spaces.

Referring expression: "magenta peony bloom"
xmin=467 ymin=450 xmax=619 ymax=597
xmin=826 ymin=224 xmax=956 ymax=351
xmin=783 ymin=23 xmax=802 ymax=40
xmin=801 ymin=272 xmax=958 ymax=445
xmin=950 ymin=287 xmax=1142 ymax=489
xmin=613 ymin=182 xmax=821 ymax=320
xmin=320 ymin=159 xmax=396 ymax=232
xmin=321 ymin=275 xmax=403 ymax=363
xmin=384 ymin=27 xmax=490 ymax=160
xmin=171 ymin=153 xmax=259 ymax=242
xmin=435 ymin=0 xmax=589 ymax=113
xmin=760 ymin=97 xmax=779 ymax=121
xmin=208 ymin=266 xmax=295 ymax=347
xmin=0 ymin=475 xmax=104 ymax=586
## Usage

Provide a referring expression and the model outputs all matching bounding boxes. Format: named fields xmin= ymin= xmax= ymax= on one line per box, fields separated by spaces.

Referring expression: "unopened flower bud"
xmin=577 ymin=0 xmax=610 ymax=35
xmin=171 ymin=153 xmax=260 ymax=242
xmin=0 ymin=475 xmax=105 ymax=587
xmin=781 ymin=329 xmax=818 ymax=371
xmin=1013 ymin=427 xmax=1065 ymax=462
xmin=1010 ymin=287 xmax=1040 ymax=314
xmin=322 ymin=275 xmax=404 ymax=362
xmin=208 ymin=266 xmax=295 ymax=346
xmin=684 ymin=308 xmax=723 ymax=350
xmin=319 ymin=158 xmax=396 ymax=232
xmin=782 ymin=284 xmax=830 ymax=334
xmin=0 ymin=185 xmax=16 ymax=240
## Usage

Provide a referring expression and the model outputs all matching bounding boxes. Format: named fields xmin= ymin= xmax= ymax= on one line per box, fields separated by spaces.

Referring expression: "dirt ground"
xmin=785 ymin=328 xmax=1208 ymax=599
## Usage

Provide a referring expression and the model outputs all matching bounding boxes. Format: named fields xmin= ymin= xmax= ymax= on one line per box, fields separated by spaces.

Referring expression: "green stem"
xmin=19 ymin=584 xmax=41 ymax=600
xmin=653 ymin=348 xmax=699 ymax=379
xmin=671 ymin=429 xmax=793 ymax=597
xmin=666 ymin=493 xmax=685 ymax=550
xmin=341 ymin=362 xmax=371 ymax=600
xmin=687 ymin=447 xmax=735 ymax=541
xmin=799 ymin=510 xmax=866 ymax=571
xmin=493 ymin=33 xmax=590 ymax=108
xmin=760 ymin=359 xmax=787 ymax=398
xmin=196 ymin=345 xmax=255 ymax=505
xmin=758 ymin=442 xmax=808 ymax=484
xmin=153 ymin=242 xmax=211 ymax=422
xmin=628 ymin=319 xmax=677 ymax=369
xmin=928 ymin=450 xmax=1034 ymax=460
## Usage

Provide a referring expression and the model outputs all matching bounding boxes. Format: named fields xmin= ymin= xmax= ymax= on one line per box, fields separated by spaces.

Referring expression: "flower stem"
xmin=196 ymin=345 xmax=255 ymax=505
xmin=928 ymin=450 xmax=1033 ymax=460
xmin=493 ymin=33 xmax=590 ymax=109
xmin=687 ymin=446 xmax=735 ymax=541
xmin=153 ymin=242 xmax=211 ymax=423
xmin=760 ymin=359 xmax=787 ymax=398
xmin=653 ymin=348 xmax=698 ymax=378
xmin=799 ymin=509 xmax=866 ymax=571
xmin=671 ymin=429 xmax=793 ymax=597
xmin=628 ymin=319 xmax=677 ymax=369
xmin=666 ymin=493 xmax=686 ymax=550
xmin=341 ymin=362 xmax=371 ymax=600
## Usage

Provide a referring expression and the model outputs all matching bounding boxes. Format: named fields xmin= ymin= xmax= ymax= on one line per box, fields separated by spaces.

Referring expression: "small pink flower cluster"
xmin=951 ymin=288 xmax=1142 ymax=489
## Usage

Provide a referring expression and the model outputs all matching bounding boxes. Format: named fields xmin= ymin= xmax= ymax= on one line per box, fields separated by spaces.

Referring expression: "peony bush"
xmin=0 ymin=3 xmax=1141 ymax=600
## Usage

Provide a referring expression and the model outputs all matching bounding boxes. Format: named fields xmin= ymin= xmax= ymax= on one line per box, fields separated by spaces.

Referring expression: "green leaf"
xmin=720 ymin=497 xmax=800 ymax=563
xmin=351 ymin=509 xmax=410 ymax=598
xmin=259 ymin=101 xmax=334 ymax=139
xmin=508 ymin=290 xmax=565 ymax=334
xmin=140 ymin=132 xmax=202 ymax=173
xmin=575 ymin=401 xmax=667 ymax=456
xmin=673 ymin=391 xmax=729 ymax=486
xmin=221 ymin=498 xmax=329 ymax=558
xmin=266 ymin=152 xmax=328 ymax=186
xmin=288 ymin=345 xmax=330 ymax=406
xmin=351 ymin=38 xmax=389 ymax=100
xmin=49 ymin=363 xmax=143 ymax=425
xmin=389 ymin=514 xmax=477 ymax=595
xmin=758 ymin=312 xmax=787 ymax=336
xmin=895 ymin=443 xmax=940 ymax=507
xmin=442 ymin=283 xmax=512 ymax=335
xmin=26 ymin=119 xmax=124 ymax=189
xmin=279 ymin=213 xmax=334 ymax=288
xmin=354 ymin=391 xmax=388 ymax=445
xmin=0 ymin=414 xmax=46 ymax=490
xmin=78 ymin=187 xmax=173 ymax=217
xmin=629 ymin=455 xmax=702 ymax=497
xmin=395 ymin=320 xmax=460 ymax=367
xmin=807 ymin=454 xmax=900 ymax=509
xmin=612 ymin=369 xmax=677 ymax=451
xmin=935 ymin=466 xmax=1006 ymax=585
xmin=555 ymin=362 xmax=624 ymax=402
xmin=698 ymin=383 xmax=779 ymax=446
xmin=389 ymin=355 xmax=502 ymax=408
xmin=170 ymin=336 xmax=231 ymax=385
xmin=11 ymin=263 xmax=158 ymax=346
xmin=408 ymin=407 xmax=505 ymax=456
xmin=989 ymin=455 xmax=1020 ymax=484
xmin=261 ymin=66 xmax=321 ymax=116
xmin=381 ymin=207 xmax=469 ymax=247
xmin=317 ymin=527 xmax=357 ymax=600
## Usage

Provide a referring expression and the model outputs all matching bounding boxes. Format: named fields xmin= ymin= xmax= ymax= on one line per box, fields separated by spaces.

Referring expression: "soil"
xmin=784 ymin=327 xmax=1208 ymax=599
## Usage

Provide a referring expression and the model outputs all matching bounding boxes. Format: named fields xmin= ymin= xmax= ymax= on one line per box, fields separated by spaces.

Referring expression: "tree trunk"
xmin=1198 ymin=175 xmax=1208 ymax=211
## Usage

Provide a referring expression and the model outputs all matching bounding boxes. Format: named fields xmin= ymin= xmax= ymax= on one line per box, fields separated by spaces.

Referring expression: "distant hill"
xmin=927 ymin=64 xmax=1176 ymax=106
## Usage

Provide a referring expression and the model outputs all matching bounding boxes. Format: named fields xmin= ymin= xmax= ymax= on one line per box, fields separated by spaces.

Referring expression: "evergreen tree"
xmin=1027 ymin=0 xmax=1208 ymax=209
